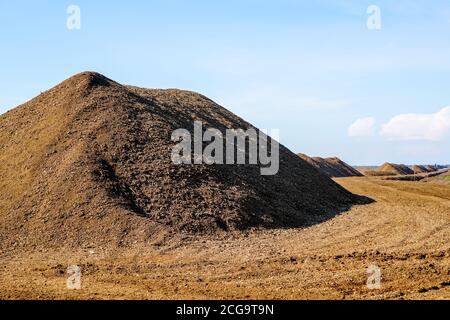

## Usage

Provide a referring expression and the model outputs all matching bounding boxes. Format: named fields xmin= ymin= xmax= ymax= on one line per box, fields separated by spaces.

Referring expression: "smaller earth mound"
xmin=421 ymin=170 xmax=450 ymax=185
xmin=298 ymin=154 xmax=363 ymax=177
xmin=377 ymin=162 xmax=414 ymax=176
xmin=411 ymin=165 xmax=433 ymax=174
xmin=424 ymin=165 xmax=439 ymax=172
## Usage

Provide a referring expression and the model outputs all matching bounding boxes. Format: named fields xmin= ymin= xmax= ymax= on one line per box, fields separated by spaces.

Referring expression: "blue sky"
xmin=1 ymin=0 xmax=450 ymax=165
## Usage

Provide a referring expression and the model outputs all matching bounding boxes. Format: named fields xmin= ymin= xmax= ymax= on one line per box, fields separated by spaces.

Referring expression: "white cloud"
xmin=348 ymin=117 xmax=376 ymax=137
xmin=380 ymin=106 xmax=450 ymax=141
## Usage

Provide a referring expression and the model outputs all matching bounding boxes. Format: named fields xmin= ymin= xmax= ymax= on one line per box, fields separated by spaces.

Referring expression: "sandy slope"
xmin=0 ymin=177 xmax=449 ymax=300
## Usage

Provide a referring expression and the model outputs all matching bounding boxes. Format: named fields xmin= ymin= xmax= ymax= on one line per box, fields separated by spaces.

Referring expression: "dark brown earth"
xmin=297 ymin=154 xmax=363 ymax=178
xmin=0 ymin=72 xmax=366 ymax=251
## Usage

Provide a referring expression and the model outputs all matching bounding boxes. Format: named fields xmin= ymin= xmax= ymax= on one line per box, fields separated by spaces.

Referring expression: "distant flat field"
xmin=0 ymin=177 xmax=449 ymax=300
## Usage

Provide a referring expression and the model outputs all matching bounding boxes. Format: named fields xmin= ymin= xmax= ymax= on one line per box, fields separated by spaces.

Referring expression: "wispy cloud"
xmin=348 ymin=117 xmax=376 ymax=137
xmin=380 ymin=106 xmax=450 ymax=141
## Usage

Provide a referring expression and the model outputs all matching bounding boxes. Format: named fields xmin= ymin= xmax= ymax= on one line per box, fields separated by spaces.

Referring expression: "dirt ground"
xmin=0 ymin=177 xmax=449 ymax=300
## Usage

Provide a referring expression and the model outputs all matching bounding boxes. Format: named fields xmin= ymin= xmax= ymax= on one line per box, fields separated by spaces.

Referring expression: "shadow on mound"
xmin=234 ymin=192 xmax=375 ymax=232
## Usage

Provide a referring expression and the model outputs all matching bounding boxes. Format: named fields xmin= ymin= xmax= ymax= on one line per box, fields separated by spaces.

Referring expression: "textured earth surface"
xmin=1 ymin=177 xmax=449 ymax=300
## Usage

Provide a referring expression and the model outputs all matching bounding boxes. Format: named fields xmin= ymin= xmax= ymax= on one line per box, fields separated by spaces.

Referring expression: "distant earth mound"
xmin=0 ymin=72 xmax=365 ymax=249
xmin=379 ymin=162 xmax=414 ymax=175
xmin=297 ymin=154 xmax=363 ymax=178
xmin=410 ymin=165 xmax=435 ymax=174
xmin=365 ymin=163 xmax=442 ymax=177
xmin=424 ymin=165 xmax=439 ymax=172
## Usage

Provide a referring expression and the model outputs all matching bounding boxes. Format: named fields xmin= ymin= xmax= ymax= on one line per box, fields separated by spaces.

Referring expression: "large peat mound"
xmin=0 ymin=72 xmax=366 ymax=249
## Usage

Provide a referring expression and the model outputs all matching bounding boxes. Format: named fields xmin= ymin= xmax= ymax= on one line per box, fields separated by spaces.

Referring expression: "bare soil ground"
xmin=1 ymin=177 xmax=449 ymax=300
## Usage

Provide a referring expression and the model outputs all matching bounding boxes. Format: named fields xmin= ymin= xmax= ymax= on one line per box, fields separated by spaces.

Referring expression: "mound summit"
xmin=297 ymin=154 xmax=363 ymax=178
xmin=0 ymin=72 xmax=365 ymax=248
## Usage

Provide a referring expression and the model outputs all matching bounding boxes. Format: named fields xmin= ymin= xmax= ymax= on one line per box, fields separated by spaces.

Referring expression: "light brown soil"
xmin=1 ymin=177 xmax=448 ymax=300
